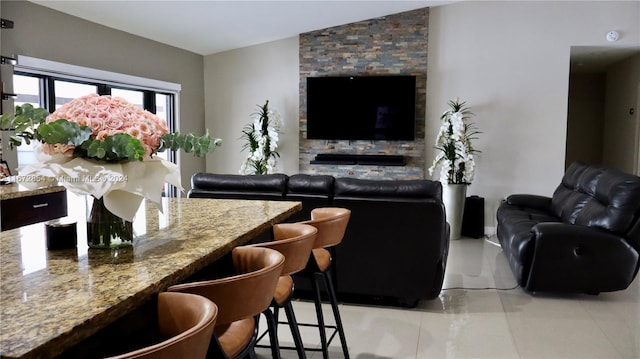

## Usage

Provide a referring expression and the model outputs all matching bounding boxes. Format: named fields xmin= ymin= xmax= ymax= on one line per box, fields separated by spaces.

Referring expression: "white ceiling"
xmin=31 ymin=0 xmax=455 ymax=56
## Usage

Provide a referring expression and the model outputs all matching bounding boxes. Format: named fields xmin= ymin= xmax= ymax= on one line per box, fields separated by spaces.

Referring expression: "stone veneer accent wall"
xmin=299 ymin=7 xmax=428 ymax=179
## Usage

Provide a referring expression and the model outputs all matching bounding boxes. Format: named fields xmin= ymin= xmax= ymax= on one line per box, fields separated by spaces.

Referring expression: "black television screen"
xmin=306 ymin=75 xmax=416 ymax=141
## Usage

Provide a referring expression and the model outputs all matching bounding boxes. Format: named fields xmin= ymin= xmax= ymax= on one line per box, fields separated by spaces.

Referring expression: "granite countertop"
xmin=0 ymin=194 xmax=301 ymax=359
xmin=0 ymin=182 xmax=66 ymax=201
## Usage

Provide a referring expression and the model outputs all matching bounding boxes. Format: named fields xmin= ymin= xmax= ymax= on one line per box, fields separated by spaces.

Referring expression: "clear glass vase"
xmin=86 ymin=196 xmax=134 ymax=249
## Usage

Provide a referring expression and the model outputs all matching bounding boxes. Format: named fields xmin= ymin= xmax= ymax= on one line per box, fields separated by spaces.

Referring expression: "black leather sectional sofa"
xmin=496 ymin=162 xmax=640 ymax=294
xmin=189 ymin=173 xmax=450 ymax=306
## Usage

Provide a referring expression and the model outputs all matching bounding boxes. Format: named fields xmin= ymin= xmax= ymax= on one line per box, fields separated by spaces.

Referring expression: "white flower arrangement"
xmin=428 ymin=99 xmax=480 ymax=184
xmin=239 ymin=100 xmax=282 ymax=175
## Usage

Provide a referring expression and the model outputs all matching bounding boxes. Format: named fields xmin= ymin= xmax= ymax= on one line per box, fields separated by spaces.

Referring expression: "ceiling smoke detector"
xmin=606 ymin=31 xmax=620 ymax=42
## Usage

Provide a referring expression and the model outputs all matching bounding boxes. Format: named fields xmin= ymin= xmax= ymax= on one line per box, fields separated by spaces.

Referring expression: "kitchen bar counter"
xmin=0 ymin=194 xmax=301 ymax=359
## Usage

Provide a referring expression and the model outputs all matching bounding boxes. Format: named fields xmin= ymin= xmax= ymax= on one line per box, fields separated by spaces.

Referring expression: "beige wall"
xmin=603 ymin=54 xmax=640 ymax=174
xmin=203 ymin=37 xmax=300 ymax=175
xmin=426 ymin=1 xmax=640 ymax=230
xmin=0 ymin=0 xmax=206 ymax=192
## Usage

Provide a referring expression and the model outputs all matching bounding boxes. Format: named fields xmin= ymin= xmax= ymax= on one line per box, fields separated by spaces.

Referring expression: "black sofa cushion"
xmin=287 ymin=174 xmax=335 ymax=197
xmin=334 ymin=177 xmax=442 ymax=200
xmin=188 ymin=173 xmax=288 ymax=200
xmin=284 ymin=174 xmax=335 ymax=223
xmin=552 ymin=162 xmax=640 ymax=237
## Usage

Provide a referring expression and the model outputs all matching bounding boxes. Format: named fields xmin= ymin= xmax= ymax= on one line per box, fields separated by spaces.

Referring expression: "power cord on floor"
xmin=483 ymin=234 xmax=501 ymax=247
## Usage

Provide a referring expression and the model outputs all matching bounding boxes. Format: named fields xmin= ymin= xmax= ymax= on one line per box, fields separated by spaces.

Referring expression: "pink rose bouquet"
xmin=4 ymin=93 xmax=219 ymax=163
xmin=43 ymin=94 xmax=168 ymax=159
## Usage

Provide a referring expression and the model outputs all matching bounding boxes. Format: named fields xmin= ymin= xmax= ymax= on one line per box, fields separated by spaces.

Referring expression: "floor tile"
xmin=254 ymin=237 xmax=639 ymax=359
xmin=417 ymin=311 xmax=519 ymax=358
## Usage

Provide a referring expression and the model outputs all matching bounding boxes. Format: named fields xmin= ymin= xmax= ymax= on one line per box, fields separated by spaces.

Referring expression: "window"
xmin=110 ymin=88 xmax=144 ymax=108
xmin=13 ymin=74 xmax=42 ymax=166
xmin=53 ymin=80 xmax=98 ymax=108
xmin=12 ymin=56 xmax=181 ymax=196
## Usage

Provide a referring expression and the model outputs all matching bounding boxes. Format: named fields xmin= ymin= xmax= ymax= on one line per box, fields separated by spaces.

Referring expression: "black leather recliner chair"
xmin=496 ymin=162 xmax=640 ymax=294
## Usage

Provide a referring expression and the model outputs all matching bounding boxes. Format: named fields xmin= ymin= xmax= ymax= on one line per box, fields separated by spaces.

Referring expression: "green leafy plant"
xmin=0 ymin=103 xmax=50 ymax=148
xmin=160 ymin=130 xmax=221 ymax=158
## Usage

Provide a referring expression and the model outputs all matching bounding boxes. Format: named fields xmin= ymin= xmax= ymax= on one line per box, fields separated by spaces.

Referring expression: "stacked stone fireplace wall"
xmin=299 ymin=7 xmax=428 ymax=179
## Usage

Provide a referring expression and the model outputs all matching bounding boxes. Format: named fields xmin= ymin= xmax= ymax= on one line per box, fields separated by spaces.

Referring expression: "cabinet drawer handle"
xmin=33 ymin=203 xmax=49 ymax=209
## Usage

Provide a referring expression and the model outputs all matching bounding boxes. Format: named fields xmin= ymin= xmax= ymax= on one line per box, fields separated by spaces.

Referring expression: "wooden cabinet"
xmin=0 ymin=187 xmax=68 ymax=231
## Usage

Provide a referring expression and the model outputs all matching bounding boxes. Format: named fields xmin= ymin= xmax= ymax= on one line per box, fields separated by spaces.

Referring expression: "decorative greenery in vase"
xmin=428 ymin=98 xmax=480 ymax=184
xmin=239 ymin=100 xmax=282 ymax=175
xmin=1 ymin=94 xmax=222 ymax=248
xmin=87 ymin=196 xmax=134 ymax=247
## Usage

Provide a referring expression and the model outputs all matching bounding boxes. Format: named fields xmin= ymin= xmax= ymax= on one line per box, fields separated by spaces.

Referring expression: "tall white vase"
xmin=442 ymin=183 xmax=467 ymax=240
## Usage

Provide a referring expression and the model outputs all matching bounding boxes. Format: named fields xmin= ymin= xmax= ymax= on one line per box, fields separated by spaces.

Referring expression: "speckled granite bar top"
xmin=0 ymin=183 xmax=66 ymax=201
xmin=0 ymin=196 xmax=301 ymax=359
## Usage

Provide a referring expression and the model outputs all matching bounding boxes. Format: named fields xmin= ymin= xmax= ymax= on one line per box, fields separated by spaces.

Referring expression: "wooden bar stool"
xmin=167 ymin=246 xmax=284 ymax=359
xmin=298 ymin=207 xmax=351 ymax=359
xmin=248 ymin=223 xmax=318 ymax=358
xmin=106 ymin=292 xmax=218 ymax=359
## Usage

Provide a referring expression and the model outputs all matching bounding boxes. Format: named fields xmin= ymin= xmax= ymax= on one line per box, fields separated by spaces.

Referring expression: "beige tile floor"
xmin=256 ymin=236 xmax=640 ymax=358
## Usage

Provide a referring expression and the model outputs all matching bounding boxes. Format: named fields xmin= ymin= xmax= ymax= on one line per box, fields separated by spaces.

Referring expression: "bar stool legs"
xmin=272 ymin=302 xmax=307 ymax=358
xmin=323 ymin=269 xmax=349 ymax=358
xmin=310 ymin=272 xmax=330 ymax=359
xmin=308 ymin=268 xmax=349 ymax=359
xmin=264 ymin=308 xmax=281 ymax=359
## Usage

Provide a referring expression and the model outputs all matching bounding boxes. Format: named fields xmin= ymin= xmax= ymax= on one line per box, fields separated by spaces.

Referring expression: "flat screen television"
xmin=306 ymin=75 xmax=416 ymax=141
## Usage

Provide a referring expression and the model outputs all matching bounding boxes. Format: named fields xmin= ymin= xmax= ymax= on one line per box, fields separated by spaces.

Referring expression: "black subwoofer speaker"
xmin=462 ymin=195 xmax=484 ymax=238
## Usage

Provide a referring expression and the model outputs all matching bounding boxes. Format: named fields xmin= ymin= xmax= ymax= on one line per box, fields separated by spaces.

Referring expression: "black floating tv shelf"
xmin=310 ymin=154 xmax=405 ymax=166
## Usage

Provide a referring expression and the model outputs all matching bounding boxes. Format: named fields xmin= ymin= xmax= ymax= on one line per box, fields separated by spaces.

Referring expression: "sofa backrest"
xmin=284 ymin=174 xmax=335 ymax=223
xmin=286 ymin=174 xmax=335 ymax=198
xmin=188 ymin=173 xmax=288 ymax=200
xmin=551 ymin=162 xmax=640 ymax=245
xmin=333 ymin=177 xmax=442 ymax=201
xmin=332 ymin=177 xmax=447 ymax=300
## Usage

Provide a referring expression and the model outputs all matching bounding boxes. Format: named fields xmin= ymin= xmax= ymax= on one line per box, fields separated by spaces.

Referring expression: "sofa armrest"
xmin=531 ymin=222 xmax=620 ymax=241
xmin=505 ymin=194 xmax=552 ymax=212
xmin=525 ymin=222 xmax=639 ymax=292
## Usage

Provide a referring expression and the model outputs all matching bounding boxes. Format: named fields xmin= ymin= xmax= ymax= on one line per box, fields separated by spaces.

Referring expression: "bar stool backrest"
xmin=106 ymin=292 xmax=218 ymax=359
xmin=250 ymin=223 xmax=317 ymax=276
xmin=167 ymin=246 xmax=284 ymax=326
xmin=301 ymin=207 xmax=351 ymax=249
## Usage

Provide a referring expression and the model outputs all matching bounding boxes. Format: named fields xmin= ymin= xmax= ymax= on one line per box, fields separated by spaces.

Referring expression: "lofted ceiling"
xmin=30 ymin=0 xmax=455 ymax=56
xmin=27 ymin=1 xmax=639 ymax=70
